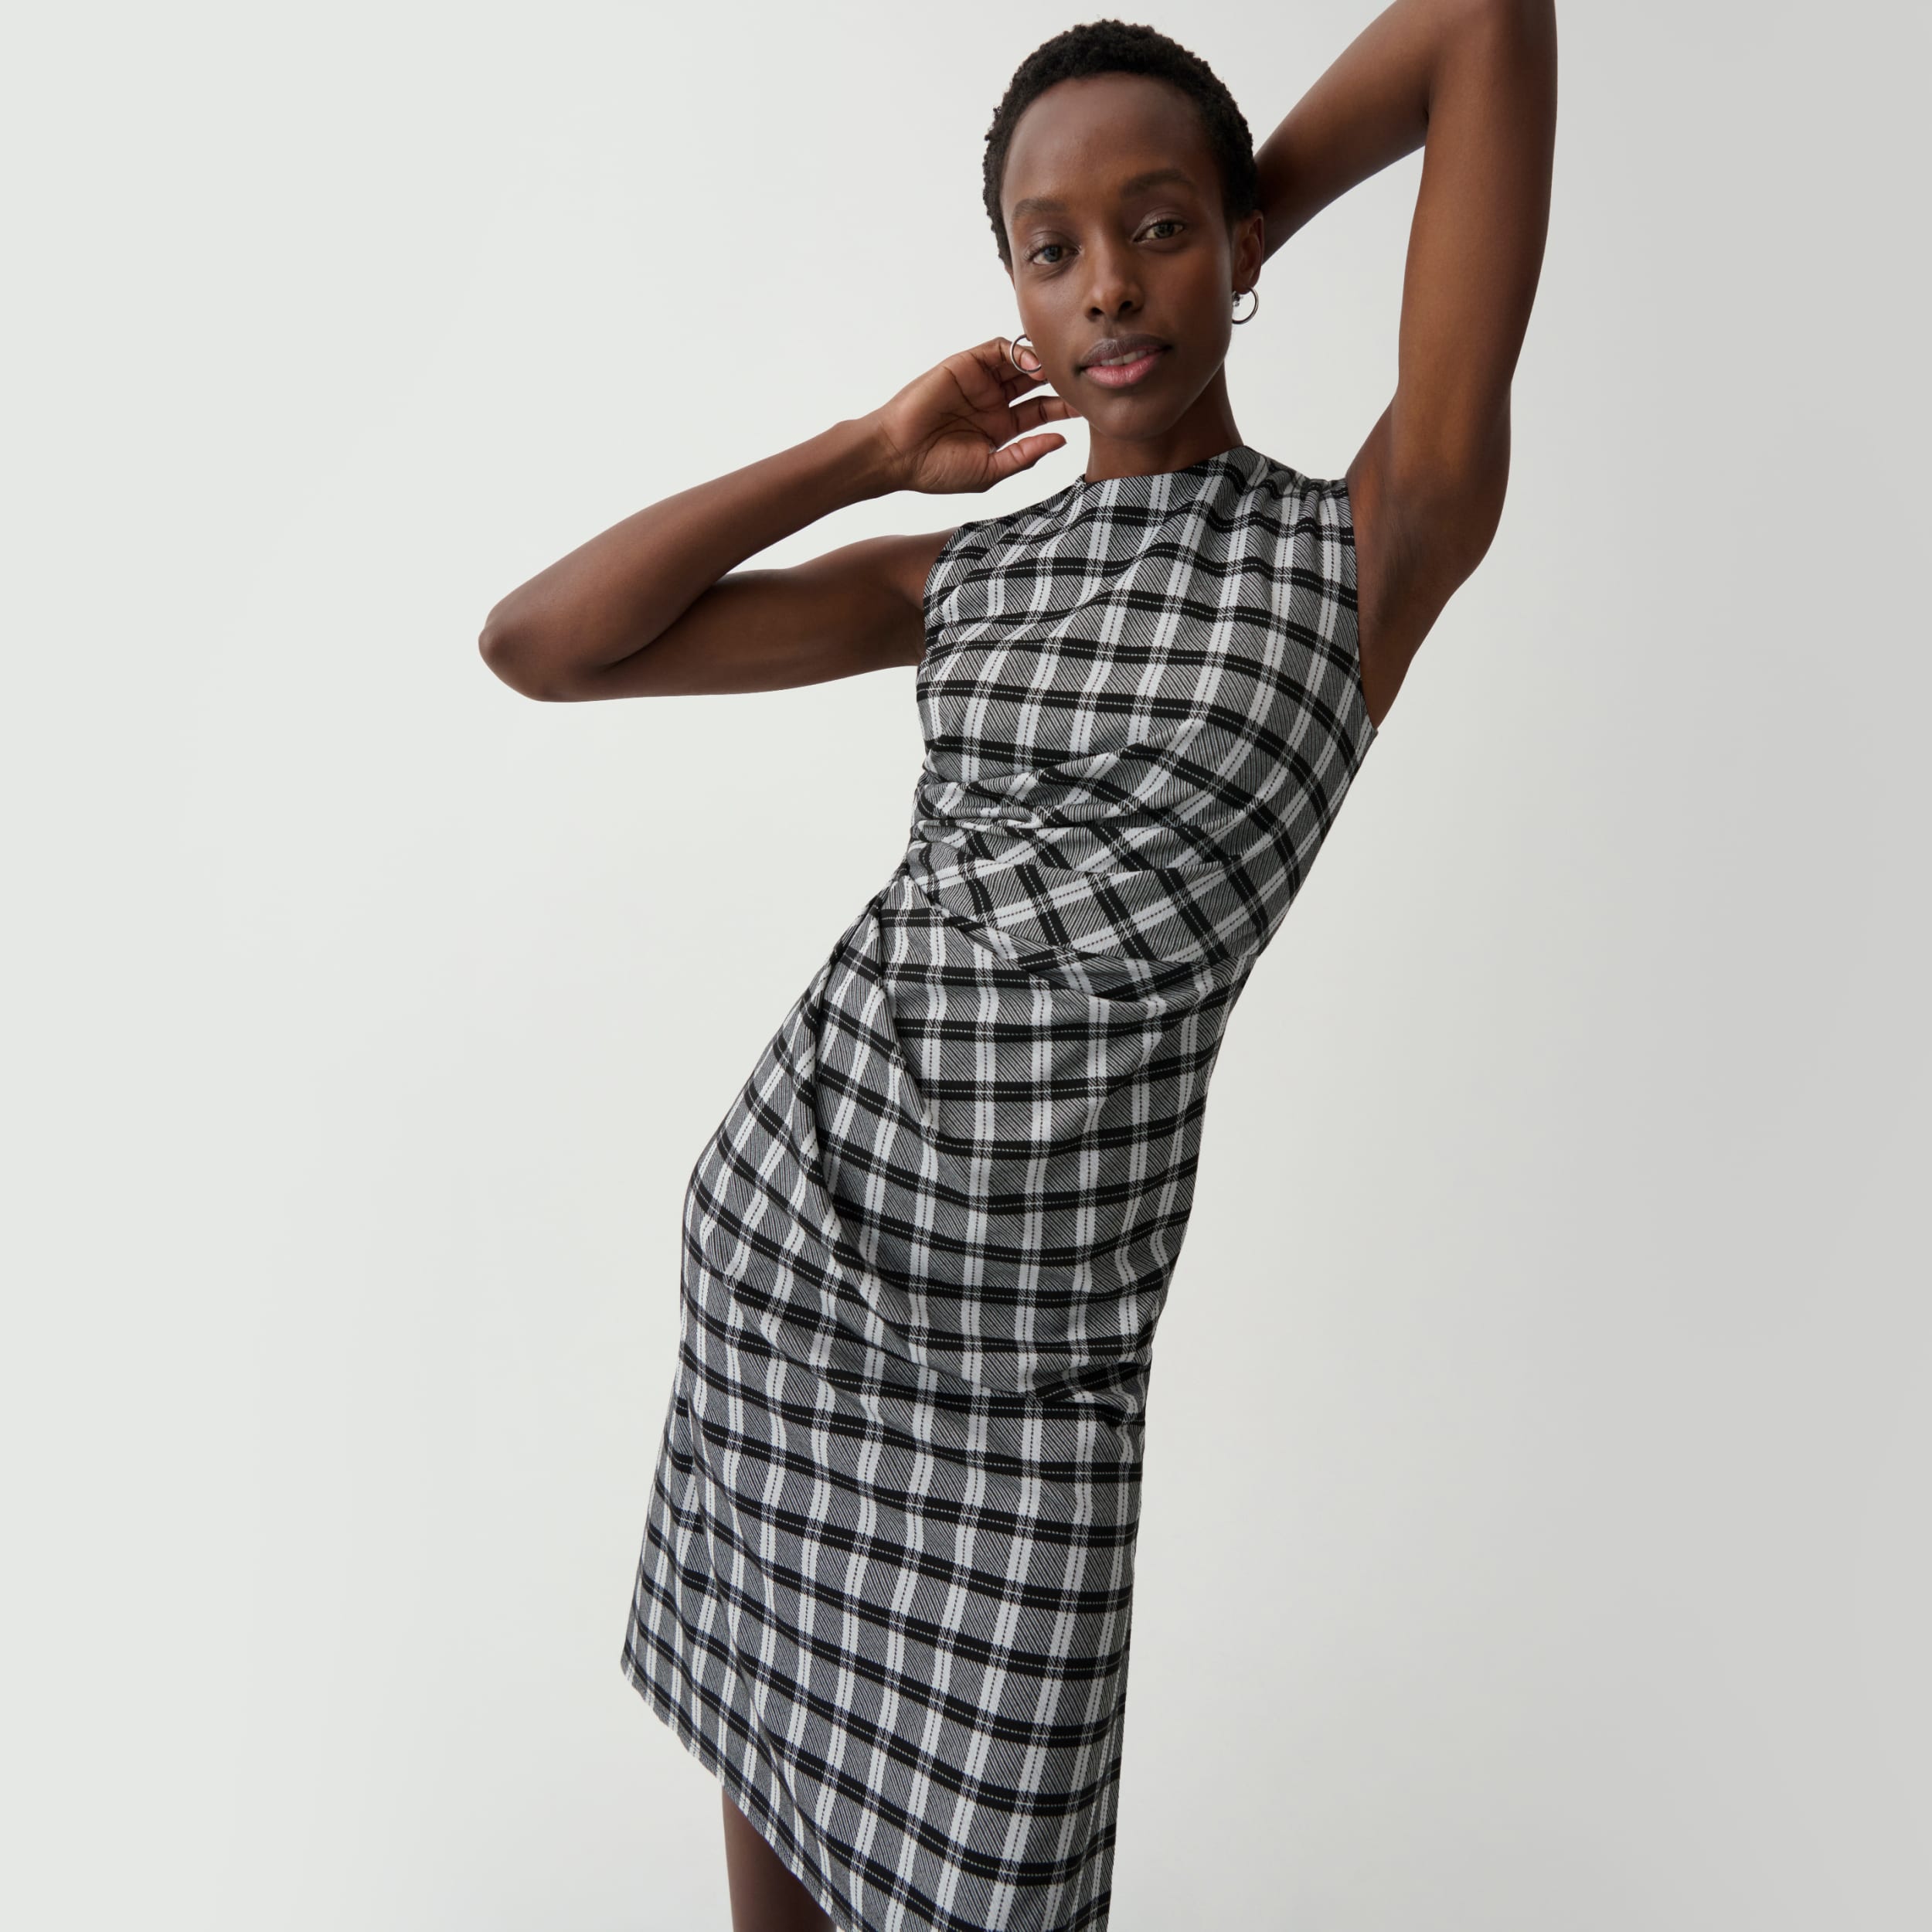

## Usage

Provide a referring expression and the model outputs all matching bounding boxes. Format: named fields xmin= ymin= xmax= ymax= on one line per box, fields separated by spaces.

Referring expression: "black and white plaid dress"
xmin=622 ymin=442 xmax=1378 ymax=1930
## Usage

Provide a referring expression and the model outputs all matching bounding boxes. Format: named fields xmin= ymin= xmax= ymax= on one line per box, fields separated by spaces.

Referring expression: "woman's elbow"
xmin=478 ymin=610 xmax=570 ymax=700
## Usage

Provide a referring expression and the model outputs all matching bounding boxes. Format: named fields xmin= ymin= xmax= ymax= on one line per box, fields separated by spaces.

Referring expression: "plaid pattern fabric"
xmin=622 ymin=444 xmax=1377 ymax=1930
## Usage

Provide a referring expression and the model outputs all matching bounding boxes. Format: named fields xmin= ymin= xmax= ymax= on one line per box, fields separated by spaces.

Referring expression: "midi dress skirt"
xmin=621 ymin=443 xmax=1379 ymax=1931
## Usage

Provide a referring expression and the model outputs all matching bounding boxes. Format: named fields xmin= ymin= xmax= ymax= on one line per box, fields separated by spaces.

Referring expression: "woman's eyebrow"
xmin=1011 ymin=167 xmax=1197 ymax=220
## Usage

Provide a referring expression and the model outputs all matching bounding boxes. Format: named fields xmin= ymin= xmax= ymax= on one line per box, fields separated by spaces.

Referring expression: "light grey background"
xmin=4 ymin=2 xmax=1926 ymax=1927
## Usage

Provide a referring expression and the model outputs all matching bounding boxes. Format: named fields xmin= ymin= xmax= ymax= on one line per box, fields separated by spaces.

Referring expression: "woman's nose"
xmin=1082 ymin=240 xmax=1144 ymax=319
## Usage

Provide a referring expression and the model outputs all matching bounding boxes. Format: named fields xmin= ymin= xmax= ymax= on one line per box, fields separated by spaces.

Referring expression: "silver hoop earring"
xmin=1005 ymin=332 xmax=1044 ymax=375
xmin=1231 ymin=287 xmax=1260 ymax=325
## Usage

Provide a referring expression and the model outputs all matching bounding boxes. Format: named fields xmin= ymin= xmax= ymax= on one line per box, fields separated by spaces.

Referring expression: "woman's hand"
xmin=862 ymin=337 xmax=1080 ymax=495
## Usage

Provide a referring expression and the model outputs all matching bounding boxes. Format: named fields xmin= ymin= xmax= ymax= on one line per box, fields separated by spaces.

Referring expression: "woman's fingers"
xmin=993 ymin=361 xmax=1053 ymax=400
xmin=959 ymin=338 xmax=1071 ymax=420
xmin=894 ymin=342 xmax=1077 ymax=489
xmin=1005 ymin=394 xmax=1078 ymax=434
xmin=961 ymin=337 xmax=1032 ymax=389
xmin=988 ymin=431 xmax=1067 ymax=479
xmin=973 ymin=337 xmax=1058 ymax=393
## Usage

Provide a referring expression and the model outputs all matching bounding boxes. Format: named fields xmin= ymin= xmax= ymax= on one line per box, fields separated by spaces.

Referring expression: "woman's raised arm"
xmin=1254 ymin=0 xmax=1558 ymax=723
xmin=478 ymin=338 xmax=1076 ymax=701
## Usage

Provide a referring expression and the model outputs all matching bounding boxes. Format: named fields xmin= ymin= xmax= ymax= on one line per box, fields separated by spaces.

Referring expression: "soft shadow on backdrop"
xmin=4 ymin=3 xmax=1927 ymax=1927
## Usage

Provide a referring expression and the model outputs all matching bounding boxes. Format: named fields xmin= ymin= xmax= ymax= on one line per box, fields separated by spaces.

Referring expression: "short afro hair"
xmin=981 ymin=19 xmax=1260 ymax=269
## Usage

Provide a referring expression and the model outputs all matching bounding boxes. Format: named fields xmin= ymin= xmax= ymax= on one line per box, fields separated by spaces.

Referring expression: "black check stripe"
xmin=623 ymin=446 xmax=1376 ymax=1930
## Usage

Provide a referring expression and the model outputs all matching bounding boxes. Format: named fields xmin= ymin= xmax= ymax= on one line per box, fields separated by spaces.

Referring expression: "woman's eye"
xmin=1029 ymin=223 xmax=1178 ymax=265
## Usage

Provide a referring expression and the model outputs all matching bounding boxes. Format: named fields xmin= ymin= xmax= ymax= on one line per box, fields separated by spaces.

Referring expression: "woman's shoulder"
xmin=937 ymin=475 xmax=1080 ymax=549
xmin=917 ymin=478 xmax=1083 ymax=611
xmin=1244 ymin=449 xmax=1358 ymax=575
xmin=1244 ymin=447 xmax=1349 ymax=515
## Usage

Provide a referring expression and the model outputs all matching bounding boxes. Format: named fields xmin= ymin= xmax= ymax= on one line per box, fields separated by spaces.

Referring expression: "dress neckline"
xmin=1070 ymin=442 xmax=1265 ymax=498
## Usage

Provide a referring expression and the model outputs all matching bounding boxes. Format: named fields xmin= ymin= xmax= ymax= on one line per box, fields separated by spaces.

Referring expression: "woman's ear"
xmin=1235 ymin=209 xmax=1266 ymax=287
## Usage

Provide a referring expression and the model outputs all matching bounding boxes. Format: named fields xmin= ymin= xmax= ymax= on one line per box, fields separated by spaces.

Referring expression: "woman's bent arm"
xmin=1253 ymin=0 xmax=1557 ymax=724
xmin=478 ymin=339 xmax=1076 ymax=701
xmin=479 ymin=418 xmax=914 ymax=701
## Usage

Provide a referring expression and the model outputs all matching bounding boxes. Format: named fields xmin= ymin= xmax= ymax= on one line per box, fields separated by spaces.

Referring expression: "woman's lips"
xmin=1081 ymin=346 xmax=1169 ymax=389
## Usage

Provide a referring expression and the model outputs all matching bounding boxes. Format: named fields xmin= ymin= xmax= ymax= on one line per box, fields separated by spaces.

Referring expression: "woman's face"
xmin=999 ymin=73 xmax=1263 ymax=458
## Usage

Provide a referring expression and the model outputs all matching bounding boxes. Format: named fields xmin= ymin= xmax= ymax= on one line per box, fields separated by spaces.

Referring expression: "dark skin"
xmin=720 ymin=1794 xmax=836 ymax=1932
xmin=485 ymin=3 xmax=1556 ymax=1923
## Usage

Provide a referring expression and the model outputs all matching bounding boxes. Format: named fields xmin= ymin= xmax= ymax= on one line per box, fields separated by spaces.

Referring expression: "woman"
xmin=479 ymin=5 xmax=1556 ymax=1927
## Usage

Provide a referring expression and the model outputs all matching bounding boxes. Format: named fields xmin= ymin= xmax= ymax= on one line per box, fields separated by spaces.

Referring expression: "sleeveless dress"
xmin=621 ymin=442 xmax=1378 ymax=1931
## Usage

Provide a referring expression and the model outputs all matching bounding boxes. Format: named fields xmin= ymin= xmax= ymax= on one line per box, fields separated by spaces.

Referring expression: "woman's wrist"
xmin=818 ymin=412 xmax=907 ymax=503
xmin=779 ymin=413 xmax=902 ymax=513
xmin=648 ymin=416 xmax=900 ymax=574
